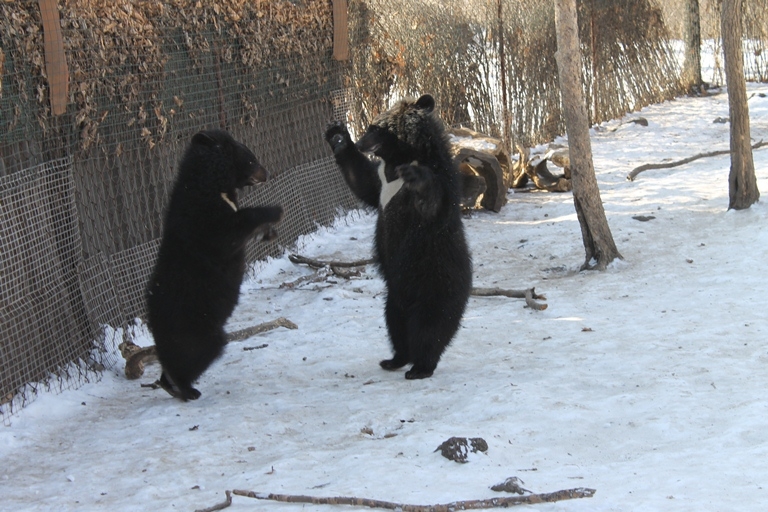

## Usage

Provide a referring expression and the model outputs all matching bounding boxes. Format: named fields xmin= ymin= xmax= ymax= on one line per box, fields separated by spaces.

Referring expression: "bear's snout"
xmin=247 ymin=163 xmax=270 ymax=185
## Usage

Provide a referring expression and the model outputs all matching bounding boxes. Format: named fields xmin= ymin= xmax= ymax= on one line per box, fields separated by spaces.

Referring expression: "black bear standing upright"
xmin=146 ymin=129 xmax=283 ymax=401
xmin=325 ymin=94 xmax=472 ymax=379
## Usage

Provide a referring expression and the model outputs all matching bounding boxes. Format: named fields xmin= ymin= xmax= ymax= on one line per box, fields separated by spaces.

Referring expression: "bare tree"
xmin=721 ymin=0 xmax=760 ymax=210
xmin=681 ymin=0 xmax=703 ymax=94
xmin=553 ymin=0 xmax=621 ymax=271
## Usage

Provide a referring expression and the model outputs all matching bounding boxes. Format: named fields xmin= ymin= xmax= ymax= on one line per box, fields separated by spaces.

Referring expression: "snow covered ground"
xmin=2 ymin=83 xmax=768 ymax=512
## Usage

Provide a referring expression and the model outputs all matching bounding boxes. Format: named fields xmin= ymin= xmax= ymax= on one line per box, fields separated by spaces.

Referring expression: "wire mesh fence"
xmin=1 ymin=0 xmax=766 ymax=423
xmin=0 ymin=0 xmax=355 ymax=423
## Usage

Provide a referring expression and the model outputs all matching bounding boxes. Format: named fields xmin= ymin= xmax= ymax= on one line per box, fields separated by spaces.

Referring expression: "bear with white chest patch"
xmin=325 ymin=94 xmax=472 ymax=379
xmin=146 ymin=129 xmax=283 ymax=401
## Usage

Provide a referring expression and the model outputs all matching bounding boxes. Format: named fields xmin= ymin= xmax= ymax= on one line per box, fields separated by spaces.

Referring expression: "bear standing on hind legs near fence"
xmin=325 ymin=94 xmax=472 ymax=379
xmin=146 ymin=129 xmax=283 ymax=401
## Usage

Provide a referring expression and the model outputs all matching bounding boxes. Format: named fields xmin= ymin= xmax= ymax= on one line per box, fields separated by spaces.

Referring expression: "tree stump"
xmin=453 ymin=148 xmax=506 ymax=212
xmin=450 ymin=127 xmax=510 ymax=212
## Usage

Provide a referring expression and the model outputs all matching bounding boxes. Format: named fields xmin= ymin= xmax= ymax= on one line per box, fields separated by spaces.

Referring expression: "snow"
xmin=2 ymin=83 xmax=768 ymax=512
xmin=449 ymin=133 xmax=500 ymax=152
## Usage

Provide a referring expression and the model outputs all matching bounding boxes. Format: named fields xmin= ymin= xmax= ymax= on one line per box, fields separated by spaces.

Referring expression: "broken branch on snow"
xmin=120 ymin=318 xmax=296 ymax=380
xmin=229 ymin=487 xmax=595 ymax=510
xmin=289 ymin=254 xmax=374 ymax=269
xmin=194 ymin=490 xmax=232 ymax=512
xmin=289 ymin=255 xmax=547 ymax=309
xmin=283 ymin=255 xmax=372 ymax=287
xmin=225 ymin=317 xmax=298 ymax=342
xmin=471 ymin=287 xmax=547 ymax=310
xmin=626 ymin=139 xmax=767 ymax=181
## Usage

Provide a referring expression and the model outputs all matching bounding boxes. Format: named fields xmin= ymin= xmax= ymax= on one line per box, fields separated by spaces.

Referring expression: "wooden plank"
xmin=332 ymin=0 xmax=350 ymax=61
xmin=38 ymin=0 xmax=69 ymax=116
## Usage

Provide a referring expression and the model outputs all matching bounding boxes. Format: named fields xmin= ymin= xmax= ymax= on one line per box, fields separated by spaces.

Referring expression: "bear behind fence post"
xmin=146 ymin=129 xmax=283 ymax=401
xmin=325 ymin=94 xmax=472 ymax=379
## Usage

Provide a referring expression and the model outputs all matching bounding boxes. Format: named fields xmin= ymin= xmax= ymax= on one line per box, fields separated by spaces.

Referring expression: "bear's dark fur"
xmin=146 ymin=129 xmax=283 ymax=400
xmin=325 ymin=94 xmax=472 ymax=379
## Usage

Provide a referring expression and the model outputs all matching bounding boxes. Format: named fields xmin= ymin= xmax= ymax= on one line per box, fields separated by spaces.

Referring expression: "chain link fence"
xmin=2 ymin=0 xmax=766 ymax=423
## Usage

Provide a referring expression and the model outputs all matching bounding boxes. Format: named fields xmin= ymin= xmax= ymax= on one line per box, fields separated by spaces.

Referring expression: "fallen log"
xmin=119 ymin=342 xmax=158 ymax=380
xmin=453 ymin=147 xmax=507 ymax=212
xmin=509 ymin=144 xmax=571 ymax=192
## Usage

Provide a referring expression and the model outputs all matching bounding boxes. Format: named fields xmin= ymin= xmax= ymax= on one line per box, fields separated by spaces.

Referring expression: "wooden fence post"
xmin=332 ymin=0 xmax=350 ymax=61
xmin=38 ymin=0 xmax=69 ymax=116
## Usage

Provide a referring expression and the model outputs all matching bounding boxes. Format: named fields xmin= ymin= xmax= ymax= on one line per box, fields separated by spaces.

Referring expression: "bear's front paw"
xmin=258 ymin=205 xmax=283 ymax=242
xmin=260 ymin=225 xmax=279 ymax=242
xmin=241 ymin=206 xmax=283 ymax=235
xmin=324 ymin=121 xmax=351 ymax=153
xmin=396 ymin=163 xmax=430 ymax=190
xmin=262 ymin=205 xmax=284 ymax=224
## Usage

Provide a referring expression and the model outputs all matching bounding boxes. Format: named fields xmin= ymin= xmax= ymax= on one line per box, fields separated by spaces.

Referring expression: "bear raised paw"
xmin=146 ymin=130 xmax=282 ymax=401
xmin=325 ymin=94 xmax=472 ymax=379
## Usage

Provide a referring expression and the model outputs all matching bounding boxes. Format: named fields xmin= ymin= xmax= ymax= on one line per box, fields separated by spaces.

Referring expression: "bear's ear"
xmin=415 ymin=94 xmax=435 ymax=113
xmin=192 ymin=131 xmax=219 ymax=148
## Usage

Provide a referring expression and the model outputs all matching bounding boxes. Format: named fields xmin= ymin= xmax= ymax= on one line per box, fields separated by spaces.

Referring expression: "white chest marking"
xmin=377 ymin=160 xmax=404 ymax=210
xmin=221 ymin=192 xmax=238 ymax=212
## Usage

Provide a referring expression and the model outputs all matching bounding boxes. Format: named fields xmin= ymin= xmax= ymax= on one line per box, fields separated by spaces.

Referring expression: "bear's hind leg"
xmin=158 ymin=371 xmax=201 ymax=401
xmin=405 ymin=336 xmax=442 ymax=379
xmin=405 ymin=340 xmax=444 ymax=380
xmin=380 ymin=298 xmax=410 ymax=371
xmin=157 ymin=329 xmax=226 ymax=401
xmin=380 ymin=355 xmax=409 ymax=371
xmin=404 ymin=315 xmax=459 ymax=380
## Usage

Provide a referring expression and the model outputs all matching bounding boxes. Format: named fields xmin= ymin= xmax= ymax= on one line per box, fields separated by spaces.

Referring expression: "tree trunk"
xmin=721 ymin=0 xmax=760 ymax=210
xmin=682 ymin=0 xmax=703 ymax=93
xmin=553 ymin=0 xmax=621 ymax=271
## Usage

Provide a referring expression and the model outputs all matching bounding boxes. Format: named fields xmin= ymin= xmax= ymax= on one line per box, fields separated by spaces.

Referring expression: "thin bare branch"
xmin=471 ymin=287 xmax=548 ymax=310
xmin=627 ymin=139 xmax=767 ymax=181
xmin=289 ymin=254 xmax=374 ymax=269
xmin=231 ymin=487 xmax=595 ymax=510
xmin=123 ymin=319 xmax=296 ymax=379
xmin=195 ymin=490 xmax=232 ymax=512
xmin=225 ymin=318 xmax=298 ymax=342
xmin=288 ymin=255 xmax=547 ymax=309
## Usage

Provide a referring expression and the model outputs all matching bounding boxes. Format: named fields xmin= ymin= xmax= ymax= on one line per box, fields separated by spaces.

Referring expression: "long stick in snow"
xmin=122 ymin=318 xmax=297 ymax=379
xmin=288 ymin=254 xmax=548 ymax=309
xmin=194 ymin=490 xmax=232 ymax=512
xmin=471 ymin=287 xmax=547 ymax=310
xmin=626 ymin=139 xmax=767 ymax=181
xmin=289 ymin=254 xmax=374 ymax=268
xmin=229 ymin=488 xmax=595 ymax=510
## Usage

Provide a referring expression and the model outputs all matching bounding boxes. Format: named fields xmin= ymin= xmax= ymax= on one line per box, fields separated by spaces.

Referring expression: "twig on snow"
xmin=122 ymin=318 xmax=296 ymax=380
xmin=280 ymin=269 xmax=334 ymax=289
xmin=626 ymin=139 xmax=767 ymax=181
xmin=289 ymin=254 xmax=374 ymax=269
xmin=230 ymin=487 xmax=595 ymax=510
xmin=225 ymin=317 xmax=298 ymax=342
xmin=471 ymin=287 xmax=548 ymax=311
xmin=286 ymin=254 xmax=373 ymax=284
xmin=288 ymin=254 xmax=547 ymax=310
xmin=195 ymin=490 xmax=232 ymax=512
